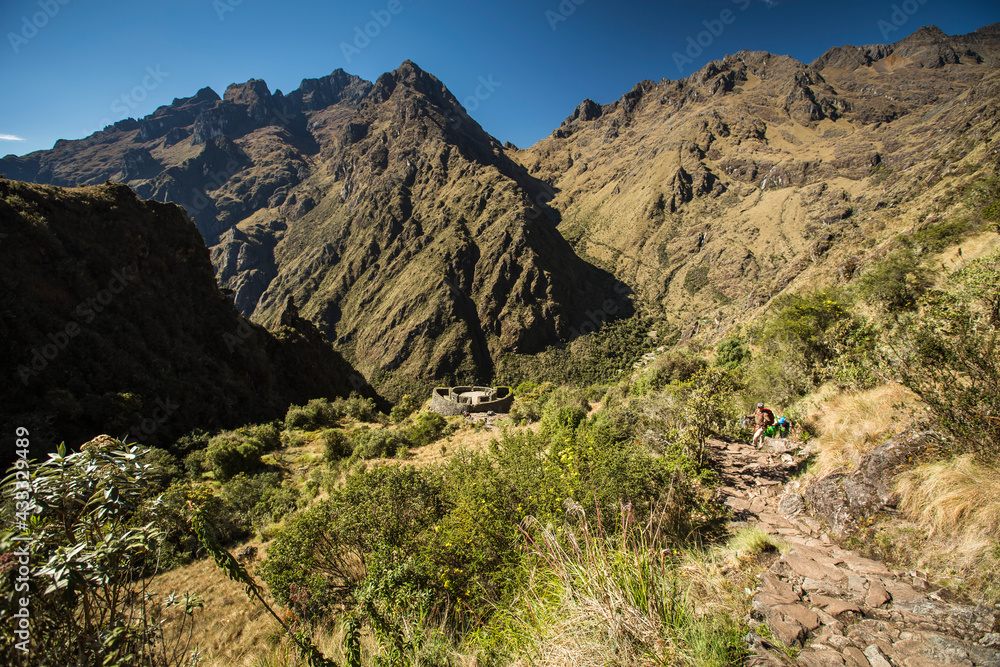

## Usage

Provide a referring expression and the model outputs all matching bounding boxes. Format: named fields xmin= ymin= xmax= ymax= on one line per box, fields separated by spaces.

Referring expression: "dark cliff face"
xmin=0 ymin=178 xmax=374 ymax=459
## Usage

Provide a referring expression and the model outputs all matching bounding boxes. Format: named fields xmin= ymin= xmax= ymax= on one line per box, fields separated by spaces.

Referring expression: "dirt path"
xmin=705 ymin=437 xmax=1000 ymax=667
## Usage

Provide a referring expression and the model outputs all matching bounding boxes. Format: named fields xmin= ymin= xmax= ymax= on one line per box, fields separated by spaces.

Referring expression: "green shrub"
xmin=259 ymin=465 xmax=446 ymax=618
xmin=745 ymin=290 xmax=856 ymax=403
xmin=716 ymin=336 xmax=750 ymax=368
xmin=352 ymin=427 xmax=408 ymax=459
xmin=321 ymin=428 xmax=353 ymax=462
xmin=221 ymin=472 xmax=297 ymax=537
xmin=205 ymin=431 xmax=264 ymax=481
xmin=389 ymin=394 xmax=419 ymax=423
xmin=183 ymin=448 xmax=208 ymax=479
xmin=406 ymin=410 xmax=449 ymax=447
xmin=537 ymin=386 xmax=589 ymax=437
xmin=285 ymin=395 xmax=382 ymax=431
xmin=631 ymin=352 xmax=707 ymax=395
xmin=153 ymin=481 xmax=248 ymax=566
xmin=0 ymin=440 xmax=203 ymax=664
xmin=284 ymin=397 xmax=344 ymax=430
xmin=170 ymin=427 xmax=210 ymax=457
xmin=136 ymin=446 xmax=182 ymax=492
xmin=912 ymin=219 xmax=970 ymax=253
xmin=335 ymin=394 xmax=381 ymax=423
xmin=509 ymin=381 xmax=555 ymax=424
xmin=857 ymin=248 xmax=931 ymax=312
xmin=887 ymin=252 xmax=1000 ymax=460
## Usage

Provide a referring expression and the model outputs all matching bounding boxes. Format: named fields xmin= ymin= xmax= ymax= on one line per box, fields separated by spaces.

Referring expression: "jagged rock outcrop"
xmin=805 ymin=427 xmax=944 ymax=536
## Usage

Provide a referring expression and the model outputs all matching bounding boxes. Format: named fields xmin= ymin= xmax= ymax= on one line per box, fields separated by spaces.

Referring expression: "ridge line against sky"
xmin=1 ymin=0 xmax=998 ymax=157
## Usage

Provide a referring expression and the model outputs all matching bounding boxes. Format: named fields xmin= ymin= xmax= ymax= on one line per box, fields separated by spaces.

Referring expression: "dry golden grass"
xmin=801 ymin=382 xmax=922 ymax=476
xmin=895 ymin=455 xmax=1000 ymax=564
xmin=151 ymin=542 xmax=279 ymax=665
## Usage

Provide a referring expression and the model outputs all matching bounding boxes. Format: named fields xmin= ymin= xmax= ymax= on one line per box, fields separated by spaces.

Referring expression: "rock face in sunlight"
xmin=1 ymin=62 xmax=626 ymax=391
xmin=0 ymin=178 xmax=374 ymax=460
xmin=3 ymin=24 xmax=999 ymax=395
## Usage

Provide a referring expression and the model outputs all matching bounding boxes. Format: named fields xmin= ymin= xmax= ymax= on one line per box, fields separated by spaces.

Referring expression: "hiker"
xmin=775 ymin=416 xmax=791 ymax=438
xmin=749 ymin=402 xmax=775 ymax=448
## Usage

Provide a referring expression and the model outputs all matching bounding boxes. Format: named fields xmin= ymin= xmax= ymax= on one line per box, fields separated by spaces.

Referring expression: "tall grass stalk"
xmin=496 ymin=507 xmax=747 ymax=667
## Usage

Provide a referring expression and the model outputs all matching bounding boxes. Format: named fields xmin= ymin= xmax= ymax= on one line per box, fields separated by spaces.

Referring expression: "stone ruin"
xmin=430 ymin=386 xmax=513 ymax=416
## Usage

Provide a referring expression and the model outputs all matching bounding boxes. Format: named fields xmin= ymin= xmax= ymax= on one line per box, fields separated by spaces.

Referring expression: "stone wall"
xmin=430 ymin=386 xmax=513 ymax=416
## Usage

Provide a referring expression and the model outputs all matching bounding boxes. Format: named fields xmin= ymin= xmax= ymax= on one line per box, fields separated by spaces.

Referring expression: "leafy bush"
xmin=351 ymin=428 xmax=408 ymax=460
xmin=911 ymin=219 xmax=970 ymax=253
xmin=259 ymin=465 xmax=446 ymax=618
xmin=320 ymin=428 xmax=353 ymax=462
xmin=509 ymin=382 xmax=555 ymax=424
xmin=284 ymin=397 xmax=344 ymax=431
xmin=538 ymin=387 xmax=589 ymax=439
xmin=405 ymin=410 xmax=449 ymax=447
xmin=285 ymin=395 xmax=382 ymax=431
xmin=0 ymin=437 xmax=202 ymax=665
xmin=745 ymin=290 xmax=855 ymax=403
xmin=335 ymin=394 xmax=381 ymax=423
xmin=716 ymin=336 xmax=750 ymax=368
xmin=220 ymin=472 xmax=298 ymax=538
xmin=152 ymin=481 xmax=248 ymax=567
xmin=389 ymin=394 xmax=419 ymax=423
xmin=856 ymin=247 xmax=931 ymax=312
xmin=886 ymin=252 xmax=1000 ymax=460
xmin=631 ymin=351 xmax=707 ymax=395
xmin=136 ymin=446 xmax=182 ymax=492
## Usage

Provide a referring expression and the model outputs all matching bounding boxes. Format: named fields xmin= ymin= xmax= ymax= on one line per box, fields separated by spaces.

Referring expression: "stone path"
xmin=706 ymin=437 xmax=1000 ymax=667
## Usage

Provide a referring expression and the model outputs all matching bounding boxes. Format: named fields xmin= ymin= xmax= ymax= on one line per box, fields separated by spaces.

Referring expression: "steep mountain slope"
xmin=0 ymin=178 xmax=373 ymax=460
xmin=0 ymin=63 xmax=624 ymax=392
xmin=515 ymin=23 xmax=1000 ymax=339
xmin=4 ymin=25 xmax=998 ymax=391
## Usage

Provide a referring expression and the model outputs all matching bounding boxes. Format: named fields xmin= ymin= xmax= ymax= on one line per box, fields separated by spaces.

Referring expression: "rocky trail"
xmin=705 ymin=437 xmax=1000 ymax=667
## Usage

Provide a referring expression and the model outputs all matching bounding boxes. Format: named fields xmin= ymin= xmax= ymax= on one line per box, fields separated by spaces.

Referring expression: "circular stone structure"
xmin=430 ymin=386 xmax=513 ymax=416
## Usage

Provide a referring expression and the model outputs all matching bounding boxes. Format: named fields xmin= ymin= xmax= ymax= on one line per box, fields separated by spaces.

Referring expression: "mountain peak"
xmin=224 ymin=78 xmax=272 ymax=104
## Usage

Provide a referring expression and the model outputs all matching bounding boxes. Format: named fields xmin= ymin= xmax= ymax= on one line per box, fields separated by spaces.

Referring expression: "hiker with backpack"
xmin=748 ymin=402 xmax=775 ymax=448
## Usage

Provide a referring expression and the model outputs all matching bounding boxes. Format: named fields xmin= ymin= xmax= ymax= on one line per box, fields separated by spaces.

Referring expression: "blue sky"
xmin=1 ymin=0 xmax=998 ymax=156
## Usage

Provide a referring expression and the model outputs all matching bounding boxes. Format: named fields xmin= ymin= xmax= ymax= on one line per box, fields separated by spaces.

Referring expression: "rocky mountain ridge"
xmin=517 ymin=23 xmax=1000 ymax=338
xmin=3 ymin=24 xmax=999 ymax=392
